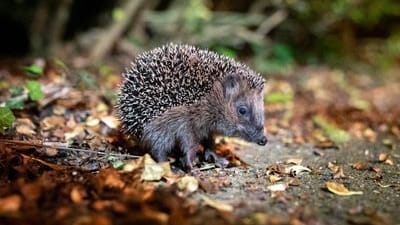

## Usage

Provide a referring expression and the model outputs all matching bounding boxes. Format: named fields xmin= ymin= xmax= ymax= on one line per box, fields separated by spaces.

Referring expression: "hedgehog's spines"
xmin=117 ymin=43 xmax=264 ymax=138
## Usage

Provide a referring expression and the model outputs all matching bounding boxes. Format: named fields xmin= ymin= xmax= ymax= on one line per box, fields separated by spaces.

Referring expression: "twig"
xmin=88 ymin=0 xmax=146 ymax=63
xmin=192 ymin=164 xmax=216 ymax=172
xmin=0 ymin=139 xmax=140 ymax=159
xmin=48 ymin=0 xmax=73 ymax=55
xmin=256 ymin=9 xmax=288 ymax=36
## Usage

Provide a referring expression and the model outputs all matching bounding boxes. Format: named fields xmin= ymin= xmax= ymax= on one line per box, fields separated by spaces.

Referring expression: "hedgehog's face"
xmin=221 ymin=75 xmax=267 ymax=146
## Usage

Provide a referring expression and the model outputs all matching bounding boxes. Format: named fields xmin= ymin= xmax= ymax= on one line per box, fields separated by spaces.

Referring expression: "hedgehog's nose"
xmin=257 ymin=136 xmax=268 ymax=146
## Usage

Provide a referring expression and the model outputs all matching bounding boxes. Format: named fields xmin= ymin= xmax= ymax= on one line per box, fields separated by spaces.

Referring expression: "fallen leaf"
xmin=352 ymin=161 xmax=370 ymax=170
xmin=86 ymin=116 xmax=100 ymax=127
xmin=267 ymin=183 xmax=287 ymax=192
xmin=15 ymin=118 xmax=36 ymax=135
xmin=201 ymin=195 xmax=234 ymax=212
xmin=70 ymin=186 xmax=85 ymax=203
xmin=378 ymin=153 xmax=394 ymax=165
xmin=285 ymin=165 xmax=311 ymax=176
xmin=363 ymin=128 xmax=377 ymax=142
xmin=141 ymin=154 xmax=165 ymax=181
xmin=266 ymin=164 xmax=286 ymax=175
xmin=268 ymin=175 xmax=282 ymax=183
xmin=378 ymin=153 xmax=388 ymax=162
xmin=326 ymin=181 xmax=363 ymax=196
xmin=104 ymin=171 xmax=125 ymax=189
xmin=285 ymin=158 xmax=303 ymax=165
xmin=287 ymin=178 xmax=301 ymax=186
xmin=64 ymin=125 xmax=85 ymax=140
xmin=121 ymin=158 xmax=143 ymax=172
xmin=0 ymin=195 xmax=21 ymax=213
xmin=101 ymin=116 xmax=120 ymax=129
xmin=177 ymin=176 xmax=199 ymax=193
xmin=41 ymin=116 xmax=65 ymax=130
xmin=328 ymin=162 xmax=346 ymax=178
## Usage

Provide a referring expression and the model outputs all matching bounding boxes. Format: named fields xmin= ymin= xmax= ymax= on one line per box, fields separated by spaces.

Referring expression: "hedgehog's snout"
xmin=257 ymin=136 xmax=267 ymax=146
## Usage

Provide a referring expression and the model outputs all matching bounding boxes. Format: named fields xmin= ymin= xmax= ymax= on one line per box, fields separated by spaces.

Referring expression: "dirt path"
xmin=195 ymin=137 xmax=400 ymax=225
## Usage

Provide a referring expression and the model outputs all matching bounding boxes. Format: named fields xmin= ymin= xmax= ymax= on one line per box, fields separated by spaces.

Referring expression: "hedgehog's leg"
xmin=141 ymin=127 xmax=174 ymax=162
xmin=179 ymin=133 xmax=200 ymax=171
xmin=202 ymin=135 xmax=229 ymax=168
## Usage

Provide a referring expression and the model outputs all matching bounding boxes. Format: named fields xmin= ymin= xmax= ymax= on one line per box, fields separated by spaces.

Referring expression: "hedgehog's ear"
xmin=223 ymin=75 xmax=240 ymax=98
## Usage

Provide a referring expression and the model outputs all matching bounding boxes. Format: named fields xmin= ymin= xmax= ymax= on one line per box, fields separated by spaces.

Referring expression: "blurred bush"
xmin=1 ymin=0 xmax=399 ymax=77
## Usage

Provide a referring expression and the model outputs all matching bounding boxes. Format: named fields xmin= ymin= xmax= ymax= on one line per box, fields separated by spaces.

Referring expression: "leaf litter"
xmin=0 ymin=61 xmax=398 ymax=224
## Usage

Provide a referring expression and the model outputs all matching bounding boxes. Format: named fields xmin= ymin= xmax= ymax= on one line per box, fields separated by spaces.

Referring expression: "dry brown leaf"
xmin=384 ymin=157 xmax=394 ymax=166
xmin=86 ymin=116 xmax=100 ymax=127
xmin=201 ymin=195 xmax=234 ymax=212
xmin=0 ymin=194 xmax=21 ymax=213
xmin=285 ymin=165 xmax=311 ymax=176
xmin=266 ymin=164 xmax=286 ymax=175
xmin=285 ymin=158 xmax=303 ymax=165
xmin=378 ymin=153 xmax=389 ymax=161
xmin=66 ymin=116 xmax=77 ymax=128
xmin=328 ymin=162 xmax=346 ymax=178
xmin=352 ymin=161 xmax=370 ymax=170
xmin=287 ymin=178 xmax=301 ymax=186
xmin=378 ymin=153 xmax=394 ymax=165
xmin=363 ymin=128 xmax=377 ymax=142
xmin=15 ymin=118 xmax=36 ymax=135
xmin=70 ymin=186 xmax=85 ymax=203
xmin=141 ymin=154 xmax=165 ymax=181
xmin=267 ymin=183 xmax=287 ymax=192
xmin=122 ymin=158 xmax=144 ymax=172
xmin=101 ymin=116 xmax=120 ymax=129
xmin=104 ymin=172 xmax=125 ymax=189
xmin=177 ymin=176 xmax=199 ymax=193
xmin=44 ymin=147 xmax=58 ymax=157
xmin=64 ymin=125 xmax=85 ymax=140
xmin=326 ymin=181 xmax=363 ymax=196
xmin=41 ymin=116 xmax=65 ymax=130
xmin=268 ymin=175 xmax=282 ymax=183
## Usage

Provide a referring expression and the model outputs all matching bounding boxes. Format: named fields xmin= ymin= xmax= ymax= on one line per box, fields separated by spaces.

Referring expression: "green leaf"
xmin=9 ymin=86 xmax=24 ymax=96
xmin=24 ymin=64 xmax=44 ymax=77
xmin=313 ymin=116 xmax=351 ymax=144
xmin=265 ymin=92 xmax=293 ymax=103
xmin=6 ymin=98 xmax=25 ymax=110
xmin=0 ymin=107 xmax=15 ymax=133
xmin=112 ymin=8 xmax=125 ymax=21
xmin=26 ymin=80 xmax=44 ymax=101
xmin=213 ymin=46 xmax=237 ymax=59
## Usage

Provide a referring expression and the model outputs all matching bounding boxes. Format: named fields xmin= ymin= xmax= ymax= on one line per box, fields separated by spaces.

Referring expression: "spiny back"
xmin=117 ymin=43 xmax=264 ymax=138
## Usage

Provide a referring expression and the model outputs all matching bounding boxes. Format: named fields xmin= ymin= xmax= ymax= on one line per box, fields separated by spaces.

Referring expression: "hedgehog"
xmin=117 ymin=43 xmax=267 ymax=170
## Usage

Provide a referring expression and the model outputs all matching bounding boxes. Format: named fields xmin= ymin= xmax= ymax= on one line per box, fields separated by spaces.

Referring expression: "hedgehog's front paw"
xmin=204 ymin=148 xmax=229 ymax=168
xmin=181 ymin=148 xmax=199 ymax=172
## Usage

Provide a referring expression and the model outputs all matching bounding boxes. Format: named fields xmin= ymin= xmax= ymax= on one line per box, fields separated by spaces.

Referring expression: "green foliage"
xmin=313 ymin=116 xmax=350 ymax=144
xmin=264 ymin=92 xmax=293 ymax=104
xmin=0 ymin=107 xmax=15 ymax=133
xmin=9 ymin=86 xmax=24 ymax=96
xmin=6 ymin=98 xmax=24 ymax=110
xmin=112 ymin=8 xmax=125 ymax=21
xmin=26 ymin=80 xmax=44 ymax=101
xmin=212 ymin=46 xmax=237 ymax=59
xmin=253 ymin=43 xmax=294 ymax=74
xmin=78 ymin=70 xmax=97 ymax=89
xmin=183 ymin=0 xmax=211 ymax=33
xmin=99 ymin=65 xmax=113 ymax=76
xmin=24 ymin=64 xmax=44 ymax=77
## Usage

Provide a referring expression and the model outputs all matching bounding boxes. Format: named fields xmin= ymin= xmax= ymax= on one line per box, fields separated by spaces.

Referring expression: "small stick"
xmin=0 ymin=139 xmax=140 ymax=159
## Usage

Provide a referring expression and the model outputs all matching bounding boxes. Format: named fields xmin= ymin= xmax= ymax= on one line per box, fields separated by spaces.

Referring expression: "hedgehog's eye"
xmin=238 ymin=106 xmax=248 ymax=116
